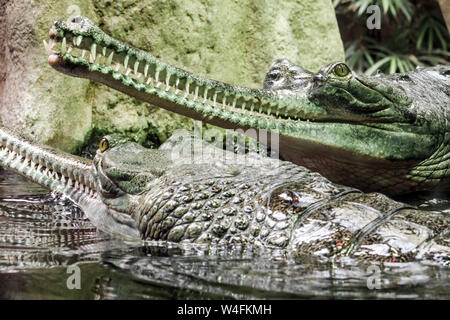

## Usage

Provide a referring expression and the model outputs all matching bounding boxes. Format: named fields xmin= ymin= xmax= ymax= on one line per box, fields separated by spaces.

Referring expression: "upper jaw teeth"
xmin=43 ymin=39 xmax=56 ymax=55
xmin=46 ymin=35 xmax=290 ymax=121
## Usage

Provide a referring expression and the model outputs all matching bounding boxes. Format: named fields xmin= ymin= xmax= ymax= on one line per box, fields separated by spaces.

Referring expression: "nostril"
xmin=70 ymin=16 xmax=82 ymax=24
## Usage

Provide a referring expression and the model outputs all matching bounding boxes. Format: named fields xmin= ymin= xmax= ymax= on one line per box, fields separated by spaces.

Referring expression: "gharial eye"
xmin=99 ymin=138 xmax=109 ymax=152
xmin=333 ymin=63 xmax=350 ymax=77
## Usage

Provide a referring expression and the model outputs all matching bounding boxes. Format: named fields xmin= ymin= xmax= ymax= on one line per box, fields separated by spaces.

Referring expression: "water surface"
xmin=0 ymin=168 xmax=448 ymax=299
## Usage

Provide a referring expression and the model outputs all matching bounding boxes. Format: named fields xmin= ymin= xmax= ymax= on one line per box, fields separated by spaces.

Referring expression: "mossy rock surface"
xmin=0 ymin=0 xmax=344 ymax=152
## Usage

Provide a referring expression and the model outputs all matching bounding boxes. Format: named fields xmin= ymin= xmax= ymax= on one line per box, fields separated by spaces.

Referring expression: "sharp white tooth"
xmin=146 ymin=77 xmax=152 ymax=85
xmin=107 ymin=52 xmax=114 ymax=65
xmin=102 ymin=47 xmax=107 ymax=56
xmin=155 ymin=81 xmax=162 ymax=88
xmin=44 ymin=39 xmax=56 ymax=54
xmin=203 ymin=88 xmax=209 ymax=103
xmin=165 ymin=73 xmax=171 ymax=90
xmin=185 ymin=82 xmax=190 ymax=96
xmin=76 ymin=35 xmax=83 ymax=46
xmin=213 ymin=92 xmax=217 ymax=106
xmin=81 ymin=50 xmax=86 ymax=59
xmin=144 ymin=63 xmax=149 ymax=78
xmin=124 ymin=55 xmax=129 ymax=69
xmin=134 ymin=61 xmax=139 ymax=75
xmin=155 ymin=69 xmax=160 ymax=82
xmin=61 ymin=37 xmax=67 ymax=54
xmin=67 ymin=46 xmax=73 ymax=53
xmin=115 ymin=63 xmax=121 ymax=72
xmin=43 ymin=40 xmax=49 ymax=53
xmin=91 ymin=43 xmax=96 ymax=58
xmin=125 ymin=68 xmax=131 ymax=76
xmin=194 ymin=86 xmax=199 ymax=101
xmin=90 ymin=43 xmax=96 ymax=62
xmin=175 ymin=78 xmax=180 ymax=94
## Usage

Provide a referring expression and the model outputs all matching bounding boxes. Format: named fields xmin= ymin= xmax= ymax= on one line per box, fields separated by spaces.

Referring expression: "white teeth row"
xmin=46 ymin=37 xmax=286 ymax=119
xmin=0 ymin=145 xmax=96 ymax=197
xmin=49 ymin=37 xmax=179 ymax=95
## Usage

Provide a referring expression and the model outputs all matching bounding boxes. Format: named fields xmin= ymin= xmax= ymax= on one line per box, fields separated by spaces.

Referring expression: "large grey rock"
xmin=0 ymin=0 xmax=344 ymax=152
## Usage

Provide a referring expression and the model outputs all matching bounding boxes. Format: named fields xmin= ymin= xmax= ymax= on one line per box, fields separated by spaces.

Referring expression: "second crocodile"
xmin=0 ymin=123 xmax=448 ymax=264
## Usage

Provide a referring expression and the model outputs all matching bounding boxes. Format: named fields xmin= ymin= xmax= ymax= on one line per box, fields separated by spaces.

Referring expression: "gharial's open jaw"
xmin=44 ymin=18 xmax=328 ymax=125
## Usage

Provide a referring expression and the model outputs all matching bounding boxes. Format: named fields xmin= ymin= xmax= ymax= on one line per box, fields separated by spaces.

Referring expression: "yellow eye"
xmin=333 ymin=63 xmax=350 ymax=77
xmin=99 ymin=138 xmax=109 ymax=152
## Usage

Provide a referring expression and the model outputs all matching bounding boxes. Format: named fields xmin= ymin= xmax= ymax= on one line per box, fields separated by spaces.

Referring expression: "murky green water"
xmin=0 ymin=168 xmax=449 ymax=300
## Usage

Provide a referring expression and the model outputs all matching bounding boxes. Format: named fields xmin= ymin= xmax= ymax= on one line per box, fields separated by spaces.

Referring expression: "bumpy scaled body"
xmin=2 ymin=123 xmax=446 ymax=264
xmin=103 ymin=137 xmax=448 ymax=265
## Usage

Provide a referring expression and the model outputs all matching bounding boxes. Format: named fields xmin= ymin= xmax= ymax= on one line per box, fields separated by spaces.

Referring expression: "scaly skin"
xmin=0 ymin=124 xmax=448 ymax=264
xmin=45 ymin=16 xmax=450 ymax=195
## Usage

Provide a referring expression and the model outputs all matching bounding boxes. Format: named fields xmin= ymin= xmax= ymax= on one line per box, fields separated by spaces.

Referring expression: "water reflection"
xmin=0 ymin=168 xmax=449 ymax=299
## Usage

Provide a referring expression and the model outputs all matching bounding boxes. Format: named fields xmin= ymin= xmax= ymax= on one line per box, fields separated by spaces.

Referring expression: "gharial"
xmin=45 ymin=16 xmax=450 ymax=196
xmin=0 ymin=124 xmax=448 ymax=264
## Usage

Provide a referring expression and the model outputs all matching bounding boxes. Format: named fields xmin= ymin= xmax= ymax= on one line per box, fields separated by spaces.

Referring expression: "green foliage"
xmin=415 ymin=12 xmax=448 ymax=52
xmin=334 ymin=0 xmax=450 ymax=75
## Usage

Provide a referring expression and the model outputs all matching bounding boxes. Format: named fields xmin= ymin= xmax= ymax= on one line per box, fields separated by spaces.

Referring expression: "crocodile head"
xmin=45 ymin=16 xmax=450 ymax=195
xmin=89 ymin=135 xmax=176 ymax=240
